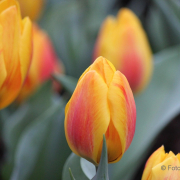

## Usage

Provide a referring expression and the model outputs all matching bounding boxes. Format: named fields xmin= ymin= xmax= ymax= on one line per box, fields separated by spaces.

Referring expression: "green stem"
xmin=96 ymin=166 xmax=98 ymax=173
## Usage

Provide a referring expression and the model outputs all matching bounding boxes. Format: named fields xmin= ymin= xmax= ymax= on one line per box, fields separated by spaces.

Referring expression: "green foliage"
xmin=1 ymin=82 xmax=71 ymax=180
xmin=62 ymin=153 xmax=89 ymax=180
xmin=69 ymin=168 xmax=76 ymax=180
xmin=53 ymin=74 xmax=78 ymax=94
xmin=63 ymin=136 xmax=109 ymax=180
xmin=144 ymin=0 xmax=180 ymax=52
xmin=39 ymin=0 xmax=116 ymax=78
xmin=92 ymin=135 xmax=109 ymax=180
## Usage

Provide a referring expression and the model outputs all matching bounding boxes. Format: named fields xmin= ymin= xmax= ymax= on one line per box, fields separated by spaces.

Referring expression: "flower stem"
xmin=96 ymin=166 xmax=98 ymax=173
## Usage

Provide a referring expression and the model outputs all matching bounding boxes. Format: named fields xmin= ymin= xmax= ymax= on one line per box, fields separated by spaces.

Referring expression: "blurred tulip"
xmin=18 ymin=0 xmax=44 ymax=21
xmin=0 ymin=0 xmax=32 ymax=109
xmin=93 ymin=8 xmax=153 ymax=93
xmin=65 ymin=56 xmax=136 ymax=165
xmin=142 ymin=146 xmax=180 ymax=180
xmin=17 ymin=24 xmax=63 ymax=102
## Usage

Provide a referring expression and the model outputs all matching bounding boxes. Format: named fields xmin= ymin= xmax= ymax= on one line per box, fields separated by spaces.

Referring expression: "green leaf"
xmin=92 ymin=135 xmax=109 ymax=180
xmin=62 ymin=153 xmax=89 ymax=180
xmin=2 ymin=81 xmax=53 ymax=179
xmin=144 ymin=6 xmax=170 ymax=52
xmin=153 ymin=0 xmax=180 ymax=44
xmin=144 ymin=0 xmax=180 ymax=52
xmin=69 ymin=168 xmax=76 ymax=180
xmin=39 ymin=0 xmax=116 ymax=78
xmin=29 ymin=106 xmax=71 ymax=180
xmin=165 ymin=0 xmax=180 ymax=20
xmin=39 ymin=1 xmax=90 ymax=77
xmin=2 ymin=81 xmax=53 ymax=155
xmin=53 ymin=74 xmax=77 ymax=94
xmin=9 ymin=101 xmax=65 ymax=180
xmin=63 ymin=136 xmax=109 ymax=180
xmin=111 ymin=45 xmax=180 ymax=180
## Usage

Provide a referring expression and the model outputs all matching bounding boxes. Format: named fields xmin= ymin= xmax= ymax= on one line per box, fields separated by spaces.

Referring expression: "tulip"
xmin=65 ymin=56 xmax=136 ymax=165
xmin=142 ymin=146 xmax=180 ymax=180
xmin=17 ymin=24 xmax=63 ymax=102
xmin=93 ymin=8 xmax=153 ymax=93
xmin=18 ymin=0 xmax=44 ymax=21
xmin=0 ymin=0 xmax=32 ymax=109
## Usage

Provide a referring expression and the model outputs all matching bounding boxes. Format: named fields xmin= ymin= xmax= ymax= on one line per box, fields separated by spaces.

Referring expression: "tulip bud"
xmin=17 ymin=24 xmax=64 ymax=102
xmin=93 ymin=8 xmax=153 ymax=93
xmin=18 ymin=0 xmax=44 ymax=21
xmin=65 ymin=56 xmax=136 ymax=165
xmin=0 ymin=0 xmax=32 ymax=109
xmin=142 ymin=146 xmax=180 ymax=180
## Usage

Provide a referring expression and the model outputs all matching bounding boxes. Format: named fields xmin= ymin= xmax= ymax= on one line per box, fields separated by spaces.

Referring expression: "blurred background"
xmin=0 ymin=0 xmax=180 ymax=179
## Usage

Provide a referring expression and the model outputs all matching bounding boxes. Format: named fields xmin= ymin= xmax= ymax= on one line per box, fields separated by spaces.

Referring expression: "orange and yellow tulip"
xmin=142 ymin=146 xmax=180 ymax=180
xmin=93 ymin=8 xmax=153 ymax=93
xmin=18 ymin=0 xmax=44 ymax=21
xmin=0 ymin=0 xmax=32 ymax=109
xmin=17 ymin=24 xmax=63 ymax=102
xmin=65 ymin=56 xmax=136 ymax=165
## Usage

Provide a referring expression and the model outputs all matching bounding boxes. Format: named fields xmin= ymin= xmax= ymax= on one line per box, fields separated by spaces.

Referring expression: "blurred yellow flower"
xmin=17 ymin=24 xmax=64 ymax=102
xmin=142 ymin=146 xmax=180 ymax=180
xmin=93 ymin=8 xmax=153 ymax=93
xmin=18 ymin=0 xmax=44 ymax=21
xmin=0 ymin=0 xmax=32 ymax=109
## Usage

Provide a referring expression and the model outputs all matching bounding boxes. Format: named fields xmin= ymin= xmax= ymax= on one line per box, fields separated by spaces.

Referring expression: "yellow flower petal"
xmin=0 ymin=25 xmax=7 ymax=88
xmin=19 ymin=17 xmax=32 ymax=82
xmin=0 ymin=0 xmax=21 ymax=19
xmin=97 ymin=120 xmax=122 ymax=163
xmin=65 ymin=70 xmax=110 ymax=165
xmin=0 ymin=5 xmax=22 ymax=109
xmin=94 ymin=17 xmax=120 ymax=68
xmin=0 ymin=5 xmax=20 ymax=75
xmin=151 ymin=156 xmax=180 ymax=180
xmin=117 ymin=8 xmax=153 ymax=93
xmin=89 ymin=56 xmax=115 ymax=87
xmin=107 ymin=70 xmax=136 ymax=163
xmin=142 ymin=146 xmax=165 ymax=180
xmin=94 ymin=8 xmax=153 ymax=93
xmin=0 ymin=56 xmax=7 ymax=89
xmin=18 ymin=0 xmax=44 ymax=21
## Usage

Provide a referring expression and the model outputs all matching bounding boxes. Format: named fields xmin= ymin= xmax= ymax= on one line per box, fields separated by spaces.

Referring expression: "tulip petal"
xmin=89 ymin=56 xmax=115 ymax=87
xmin=151 ymin=156 xmax=180 ymax=180
xmin=0 ymin=5 xmax=20 ymax=74
xmin=94 ymin=8 xmax=153 ymax=93
xmin=78 ymin=57 xmax=116 ymax=87
xmin=176 ymin=154 xmax=180 ymax=162
xmin=0 ymin=25 xmax=7 ymax=88
xmin=0 ymin=5 xmax=22 ymax=109
xmin=18 ymin=0 xmax=44 ymax=21
xmin=164 ymin=151 xmax=176 ymax=160
xmin=117 ymin=8 xmax=153 ymax=92
xmin=94 ymin=17 xmax=120 ymax=69
xmin=97 ymin=120 xmax=122 ymax=163
xmin=107 ymin=71 xmax=136 ymax=162
xmin=19 ymin=17 xmax=32 ymax=82
xmin=0 ymin=55 xmax=7 ymax=88
xmin=0 ymin=0 xmax=21 ymax=19
xmin=40 ymin=37 xmax=57 ymax=81
xmin=65 ymin=70 xmax=110 ymax=165
xmin=141 ymin=146 xmax=165 ymax=180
